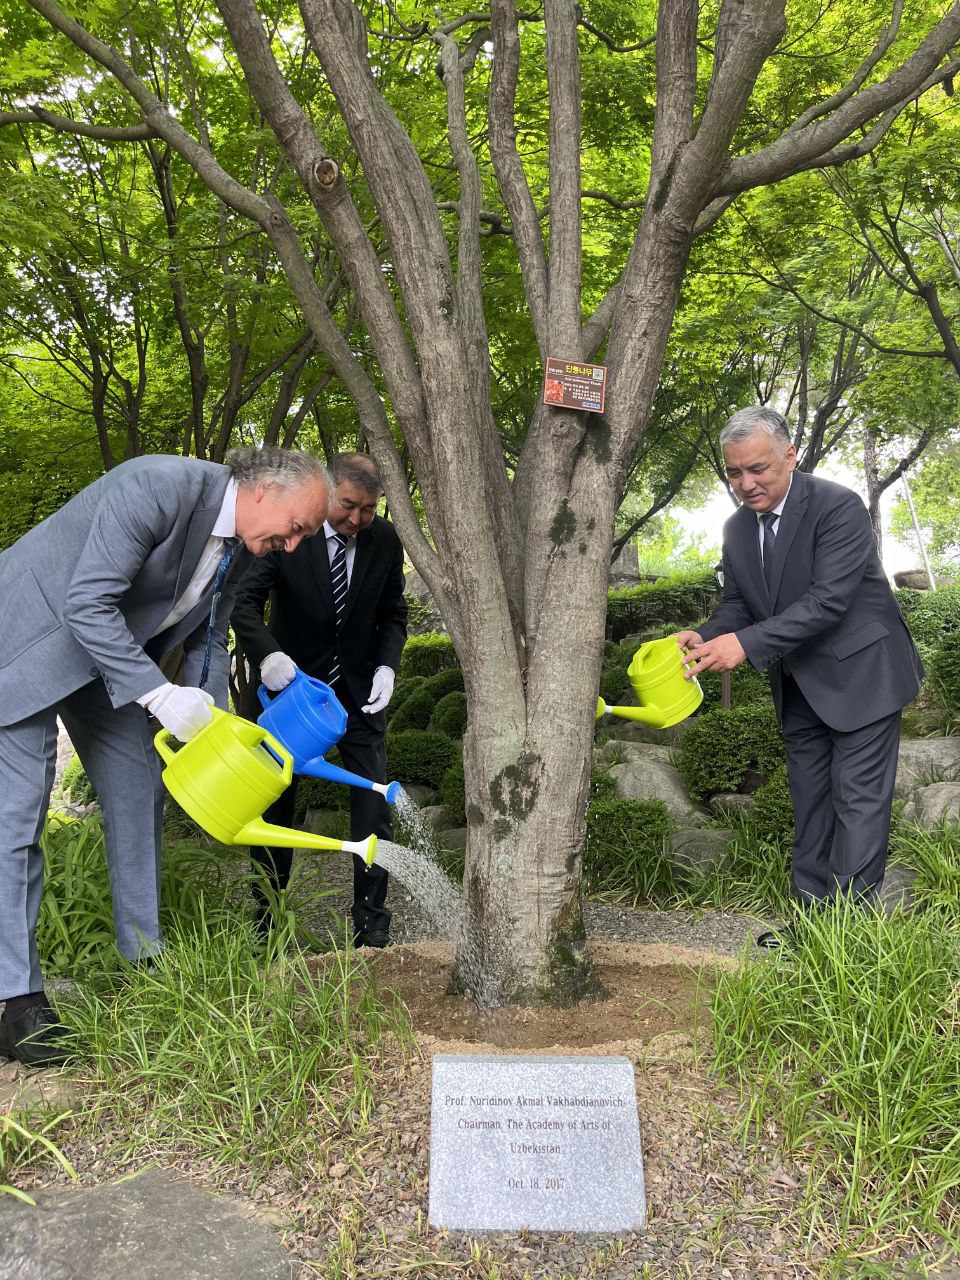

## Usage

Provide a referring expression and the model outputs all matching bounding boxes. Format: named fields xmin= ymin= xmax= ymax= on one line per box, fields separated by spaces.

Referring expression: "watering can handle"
xmin=154 ymin=705 xmax=226 ymax=763
xmin=257 ymin=666 xmax=306 ymax=711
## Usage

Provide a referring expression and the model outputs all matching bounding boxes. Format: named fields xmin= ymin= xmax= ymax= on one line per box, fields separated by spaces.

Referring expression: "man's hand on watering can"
xmin=148 ymin=684 xmax=215 ymax=741
xmin=362 ymin=665 xmax=395 ymax=715
xmin=261 ymin=651 xmax=297 ymax=691
xmin=680 ymin=632 xmax=746 ymax=675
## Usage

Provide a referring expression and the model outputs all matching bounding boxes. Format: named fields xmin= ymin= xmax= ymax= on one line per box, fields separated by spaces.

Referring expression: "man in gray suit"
xmin=677 ymin=407 xmax=923 ymax=945
xmin=0 ymin=447 xmax=329 ymax=1066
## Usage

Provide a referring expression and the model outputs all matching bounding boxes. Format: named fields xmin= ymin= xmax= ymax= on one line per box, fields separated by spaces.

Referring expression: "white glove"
xmin=144 ymin=683 xmax=215 ymax=741
xmin=261 ymin=651 xmax=297 ymax=692
xmin=362 ymin=665 xmax=395 ymax=715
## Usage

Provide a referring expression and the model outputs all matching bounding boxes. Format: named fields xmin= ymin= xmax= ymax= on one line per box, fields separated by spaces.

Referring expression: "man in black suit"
xmin=231 ymin=453 xmax=407 ymax=946
xmin=677 ymin=407 xmax=923 ymax=944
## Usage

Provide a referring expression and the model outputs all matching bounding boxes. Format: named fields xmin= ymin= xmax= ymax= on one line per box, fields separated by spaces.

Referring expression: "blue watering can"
xmin=257 ymin=669 xmax=402 ymax=805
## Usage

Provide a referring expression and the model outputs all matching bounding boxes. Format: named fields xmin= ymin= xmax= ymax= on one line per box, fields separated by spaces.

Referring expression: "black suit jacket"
xmin=700 ymin=470 xmax=923 ymax=732
xmin=229 ymin=515 xmax=408 ymax=723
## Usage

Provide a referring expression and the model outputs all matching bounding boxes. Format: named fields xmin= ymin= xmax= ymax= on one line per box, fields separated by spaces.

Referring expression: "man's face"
xmin=723 ymin=431 xmax=797 ymax=513
xmin=235 ymin=478 xmax=329 ymax=556
xmin=327 ymin=479 xmax=379 ymax=538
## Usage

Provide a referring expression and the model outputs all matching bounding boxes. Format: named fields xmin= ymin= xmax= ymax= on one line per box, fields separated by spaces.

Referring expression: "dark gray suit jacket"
xmin=700 ymin=470 xmax=923 ymax=732
xmin=0 ymin=455 xmax=251 ymax=726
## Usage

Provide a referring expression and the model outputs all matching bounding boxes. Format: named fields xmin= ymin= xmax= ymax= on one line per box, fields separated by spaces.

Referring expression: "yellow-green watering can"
xmin=596 ymin=636 xmax=703 ymax=729
xmin=154 ymin=708 xmax=376 ymax=865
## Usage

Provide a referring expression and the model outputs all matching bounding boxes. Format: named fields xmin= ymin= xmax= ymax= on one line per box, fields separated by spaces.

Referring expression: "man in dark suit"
xmin=231 ymin=453 xmax=408 ymax=947
xmin=677 ymin=407 xmax=923 ymax=945
xmin=0 ymin=447 xmax=330 ymax=1065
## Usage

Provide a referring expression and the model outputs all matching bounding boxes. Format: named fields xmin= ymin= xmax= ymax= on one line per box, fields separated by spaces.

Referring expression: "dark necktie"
xmin=198 ymin=537 xmax=239 ymax=690
xmin=327 ymin=534 xmax=348 ymax=685
xmin=760 ymin=512 xmax=777 ymax=588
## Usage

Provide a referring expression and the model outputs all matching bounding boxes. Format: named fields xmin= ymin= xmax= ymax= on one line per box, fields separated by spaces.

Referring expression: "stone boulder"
xmin=669 ymin=827 xmax=734 ymax=877
xmin=709 ymin=792 xmax=754 ymax=819
xmin=439 ymin=826 xmax=468 ymax=851
xmin=398 ymin=783 xmax=439 ymax=808
xmin=596 ymin=740 xmax=710 ymax=826
xmin=418 ymin=805 xmax=450 ymax=830
xmin=901 ymin=782 xmax=960 ymax=827
xmin=878 ymin=864 xmax=917 ymax=913
xmin=895 ymin=737 xmax=960 ymax=800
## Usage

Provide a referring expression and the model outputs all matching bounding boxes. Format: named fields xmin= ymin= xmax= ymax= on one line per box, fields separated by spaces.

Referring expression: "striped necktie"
xmin=327 ymin=534 xmax=348 ymax=685
xmin=198 ymin=538 xmax=239 ymax=690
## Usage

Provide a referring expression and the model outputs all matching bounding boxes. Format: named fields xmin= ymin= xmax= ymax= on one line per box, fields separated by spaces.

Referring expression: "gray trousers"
xmin=781 ymin=675 xmax=901 ymax=904
xmin=0 ymin=680 xmax=164 ymax=1000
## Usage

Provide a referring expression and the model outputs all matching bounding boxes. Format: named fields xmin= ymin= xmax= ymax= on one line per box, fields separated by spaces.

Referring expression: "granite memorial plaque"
xmin=429 ymin=1054 xmax=645 ymax=1233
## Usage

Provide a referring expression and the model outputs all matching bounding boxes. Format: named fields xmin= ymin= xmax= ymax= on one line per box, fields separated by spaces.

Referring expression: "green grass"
xmin=53 ymin=916 xmax=410 ymax=1177
xmin=1 ymin=1112 xmax=77 ymax=1203
xmin=676 ymin=830 xmax=792 ymax=916
xmin=712 ymin=900 xmax=960 ymax=1249
xmin=891 ymin=820 xmax=960 ymax=915
xmin=36 ymin=813 xmax=343 ymax=974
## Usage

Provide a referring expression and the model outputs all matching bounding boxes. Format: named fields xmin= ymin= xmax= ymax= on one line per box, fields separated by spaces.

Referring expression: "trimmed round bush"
xmin=399 ymin=632 xmax=458 ymax=677
xmin=439 ymin=757 xmax=466 ymax=826
xmin=584 ymin=796 xmax=676 ymax=904
xmin=431 ymin=691 xmax=468 ymax=739
xmin=385 ymin=730 xmax=457 ymax=789
xmin=390 ymin=675 xmax=426 ymax=715
xmin=388 ymin=686 xmax=435 ymax=733
xmin=897 ymin=581 xmax=960 ymax=649
xmin=421 ymin=667 xmax=465 ymax=699
xmin=675 ymin=702 xmax=785 ymax=799
xmin=293 ymin=751 xmax=351 ymax=817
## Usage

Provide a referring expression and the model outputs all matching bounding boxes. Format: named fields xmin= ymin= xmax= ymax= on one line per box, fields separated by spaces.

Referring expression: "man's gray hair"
xmin=331 ymin=451 xmax=383 ymax=495
xmin=226 ymin=446 xmax=331 ymax=493
xmin=719 ymin=407 xmax=792 ymax=449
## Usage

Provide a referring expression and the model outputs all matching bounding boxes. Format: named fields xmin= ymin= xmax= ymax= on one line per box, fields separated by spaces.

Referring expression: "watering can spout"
xmin=237 ymin=817 xmax=378 ymax=867
xmin=597 ymin=701 xmax=670 ymax=727
xmin=300 ymin=755 xmax=402 ymax=805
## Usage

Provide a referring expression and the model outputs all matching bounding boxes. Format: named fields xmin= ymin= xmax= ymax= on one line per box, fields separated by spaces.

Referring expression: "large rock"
xmin=0 ymin=1167 xmax=294 ymax=1280
xmin=439 ymin=826 xmax=468 ymax=851
xmin=709 ymin=792 xmax=754 ymax=818
xmin=418 ymin=805 xmax=449 ymax=830
xmin=901 ymin=782 xmax=960 ymax=827
xmin=878 ymin=864 xmax=917 ymax=913
xmin=895 ymin=737 xmax=960 ymax=800
xmin=669 ymin=827 xmax=734 ymax=876
xmin=398 ymin=783 xmax=439 ymax=808
xmin=601 ymin=742 xmax=710 ymax=826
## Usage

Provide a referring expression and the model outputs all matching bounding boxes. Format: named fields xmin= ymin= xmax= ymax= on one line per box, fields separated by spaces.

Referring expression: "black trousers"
xmin=780 ymin=674 xmax=901 ymax=905
xmin=250 ymin=683 xmax=392 ymax=939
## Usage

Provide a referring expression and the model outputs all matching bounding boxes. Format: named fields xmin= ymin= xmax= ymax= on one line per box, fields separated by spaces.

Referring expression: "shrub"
xmin=421 ymin=667 xmax=465 ymax=699
xmin=60 ymin=756 xmax=98 ymax=807
xmin=584 ymin=796 xmax=676 ymax=904
xmin=389 ymin=675 xmax=426 ymax=715
xmin=606 ymin=570 xmax=720 ymax=642
xmin=431 ymin=691 xmax=468 ymax=740
xmin=599 ymin=640 xmax=631 ymax=704
xmin=388 ymin=686 xmax=435 ymax=732
xmin=589 ymin=766 xmax=618 ymax=802
xmin=742 ymin=764 xmax=794 ymax=852
xmin=897 ymin=581 xmax=960 ymax=649
xmin=439 ymin=757 xmax=466 ymax=826
xmin=698 ymin=664 xmax=771 ymax=711
xmin=386 ymin=730 xmax=457 ymax=789
xmin=398 ymin=631 xmax=458 ymax=677
xmin=927 ymin=629 xmax=960 ymax=716
xmin=675 ymin=702 xmax=785 ymax=799
xmin=293 ymin=760 xmax=351 ymax=819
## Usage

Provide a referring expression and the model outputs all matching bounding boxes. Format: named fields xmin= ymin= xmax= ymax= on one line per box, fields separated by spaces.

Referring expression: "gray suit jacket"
xmin=0 ymin=455 xmax=251 ymax=727
xmin=700 ymin=470 xmax=923 ymax=732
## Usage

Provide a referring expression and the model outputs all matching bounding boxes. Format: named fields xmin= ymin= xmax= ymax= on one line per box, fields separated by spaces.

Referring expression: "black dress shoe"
xmin=756 ymin=926 xmax=795 ymax=950
xmin=0 ymin=997 xmax=72 ymax=1068
xmin=354 ymin=930 xmax=390 ymax=949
